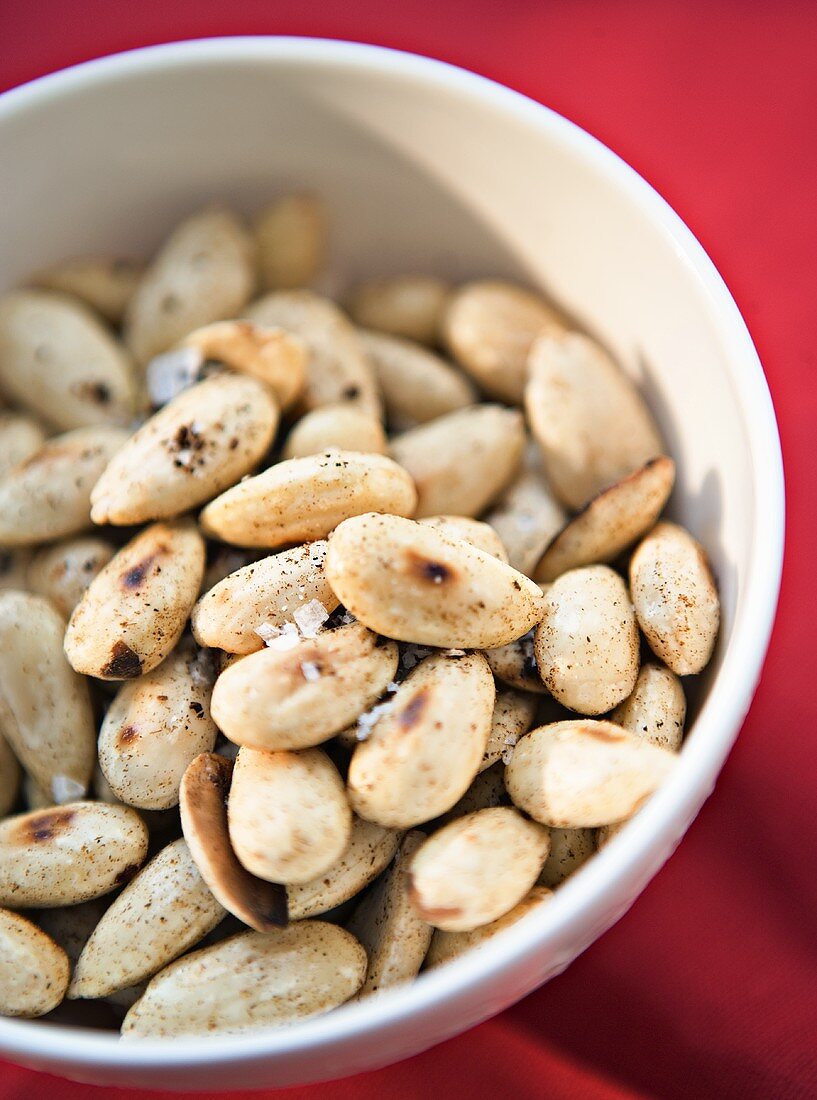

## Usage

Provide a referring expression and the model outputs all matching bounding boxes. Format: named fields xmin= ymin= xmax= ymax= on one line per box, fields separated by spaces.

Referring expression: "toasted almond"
xmin=201 ymin=450 xmax=416 ymax=549
xmin=90 ymin=373 xmax=278 ymax=525
xmin=180 ymin=753 xmax=288 ymax=932
xmin=481 ymin=688 xmax=539 ymax=771
xmin=246 ymin=290 xmax=381 ymax=417
xmin=484 ymin=630 xmax=548 ymax=695
xmin=537 ymin=828 xmax=596 ymax=887
xmin=485 ymin=441 xmax=567 ymax=576
xmin=610 ymin=662 xmax=686 ymax=751
xmin=0 ymin=908 xmax=70 ymax=1017
xmin=442 ymin=280 xmax=566 ymax=403
xmin=534 ymin=565 xmax=640 ymax=714
xmin=287 ymin=816 xmax=401 ymax=920
xmin=348 ymin=275 xmax=452 ymax=346
xmin=418 ymin=515 xmax=509 ymax=562
xmin=26 ymin=537 xmax=115 ymax=618
xmin=0 ymin=802 xmax=148 ymax=907
xmin=325 ymin=513 xmax=545 ymax=649
xmin=348 ymin=652 xmax=494 ymax=828
xmin=425 ymin=886 xmax=553 ymax=968
xmin=0 ymin=290 xmax=137 ymax=429
xmin=68 ymin=838 xmax=224 ymax=999
xmin=358 ymin=329 xmax=475 ymax=427
xmin=97 ymin=639 xmax=217 ymax=810
xmin=282 ymin=404 xmax=388 ymax=460
xmin=0 ymin=412 xmax=47 ymax=479
xmin=30 ymin=256 xmax=143 ymax=324
xmin=124 ymin=207 xmax=256 ymax=364
xmin=228 ymin=747 xmax=352 ymax=885
xmin=0 ymin=427 xmax=127 ymax=547
xmin=437 ymin=762 xmax=509 ymax=826
xmin=182 ymin=320 xmax=306 ymax=409
xmin=407 ymin=807 xmax=550 ymax=931
xmin=504 ymin=719 xmax=677 ymax=828
xmin=390 ymin=405 xmax=524 ymax=518
xmin=65 ymin=520 xmax=205 ymax=680
xmin=526 ymin=331 xmax=664 ymax=509
xmin=0 ymin=591 xmax=95 ymax=798
xmin=212 ymin=621 xmax=398 ymax=752
xmin=347 ymin=831 xmax=431 ymax=996
xmin=192 ymin=541 xmax=339 ymax=654
xmin=122 ymin=922 xmax=366 ymax=1038
xmin=254 ymin=194 xmax=328 ymax=291
xmin=535 ymin=457 xmax=675 ymax=582
xmin=629 ymin=521 xmax=720 ymax=675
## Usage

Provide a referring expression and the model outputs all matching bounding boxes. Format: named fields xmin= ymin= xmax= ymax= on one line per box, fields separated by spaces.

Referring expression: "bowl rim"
xmin=0 ymin=34 xmax=784 ymax=1072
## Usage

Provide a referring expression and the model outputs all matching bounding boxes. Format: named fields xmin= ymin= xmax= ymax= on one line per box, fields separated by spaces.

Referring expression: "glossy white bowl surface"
xmin=0 ymin=36 xmax=784 ymax=1090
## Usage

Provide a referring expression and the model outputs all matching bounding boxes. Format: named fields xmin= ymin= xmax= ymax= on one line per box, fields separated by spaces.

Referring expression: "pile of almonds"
xmin=0 ymin=195 xmax=719 ymax=1036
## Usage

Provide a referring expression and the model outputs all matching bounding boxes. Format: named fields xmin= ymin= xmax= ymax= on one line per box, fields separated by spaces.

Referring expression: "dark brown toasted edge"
xmin=179 ymin=752 xmax=288 ymax=931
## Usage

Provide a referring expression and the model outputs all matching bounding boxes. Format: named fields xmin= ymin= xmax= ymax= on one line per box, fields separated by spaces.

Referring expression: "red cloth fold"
xmin=2 ymin=2 xmax=815 ymax=1096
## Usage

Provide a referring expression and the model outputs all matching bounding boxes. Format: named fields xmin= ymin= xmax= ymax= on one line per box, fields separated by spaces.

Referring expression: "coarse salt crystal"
xmin=294 ymin=599 xmax=329 ymax=638
xmin=444 ymin=649 xmax=466 ymax=657
xmin=355 ymin=700 xmax=393 ymax=741
xmin=502 ymin=746 xmax=516 ymax=765
xmin=265 ymin=622 xmax=301 ymax=650
xmin=255 ymin=622 xmax=281 ymax=643
xmin=146 ymin=346 xmax=203 ymax=406
xmin=300 ymin=660 xmax=321 ymax=682
xmin=51 ymin=775 xmax=86 ymax=804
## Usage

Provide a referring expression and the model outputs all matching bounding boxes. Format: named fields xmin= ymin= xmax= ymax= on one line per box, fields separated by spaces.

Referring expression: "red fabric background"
xmin=1 ymin=2 xmax=815 ymax=1097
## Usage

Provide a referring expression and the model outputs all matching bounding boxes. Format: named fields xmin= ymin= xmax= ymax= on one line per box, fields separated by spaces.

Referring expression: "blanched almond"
xmin=526 ymin=331 xmax=663 ymax=509
xmin=325 ymin=513 xmax=545 ymax=649
xmin=122 ymin=922 xmax=366 ymax=1038
xmin=610 ymin=662 xmax=686 ymax=750
xmin=484 ymin=630 xmax=551 ymax=695
xmin=484 ymin=441 xmax=567 ymax=576
xmin=182 ymin=320 xmax=306 ymax=410
xmin=180 ymin=753 xmax=288 ymax=932
xmin=282 ymin=404 xmax=388 ymax=459
xmin=201 ymin=450 xmax=416 ymax=549
xmin=30 ymin=256 xmax=143 ymax=324
xmin=534 ymin=565 xmax=640 ymax=714
xmin=68 ymin=838 xmax=224 ymax=999
xmin=124 ymin=207 xmax=256 ymax=365
xmin=65 ymin=520 xmax=205 ymax=679
xmin=425 ymin=886 xmax=553 ymax=968
xmin=346 ymin=831 xmax=432 ymax=996
xmin=97 ymin=640 xmax=217 ymax=809
xmin=229 ymin=748 xmax=352 ymax=885
xmin=0 ymin=290 xmax=136 ymax=429
xmin=90 ymin=373 xmax=278 ymax=525
xmin=537 ymin=828 xmax=596 ymax=887
xmin=192 ymin=541 xmax=339 ymax=654
xmin=254 ymin=194 xmax=327 ymax=291
xmin=212 ymin=621 xmax=397 ymax=752
xmin=0 ymin=427 xmax=127 ymax=547
xmin=442 ymin=280 xmax=565 ymax=403
xmin=0 ymin=802 xmax=148 ymax=907
xmin=0 ymin=908 xmax=69 ymax=1017
xmin=504 ymin=720 xmax=677 ymax=828
xmin=0 ymin=591 xmax=95 ymax=798
xmin=26 ymin=537 xmax=115 ymax=618
xmin=0 ymin=412 xmax=46 ymax=479
xmin=287 ymin=816 xmax=401 ymax=920
xmin=481 ymin=688 xmax=539 ymax=771
xmin=349 ymin=276 xmax=452 ymax=346
xmin=407 ymin=807 xmax=550 ymax=931
xmin=358 ymin=329 xmax=475 ymax=427
xmin=246 ymin=290 xmax=381 ymax=417
xmin=535 ymin=457 xmax=675 ymax=582
xmin=629 ymin=521 xmax=720 ymax=676
xmin=418 ymin=515 xmax=509 ymax=562
xmin=390 ymin=405 xmax=524 ymax=518
xmin=438 ymin=762 xmax=509 ymax=826
xmin=348 ymin=652 xmax=494 ymax=828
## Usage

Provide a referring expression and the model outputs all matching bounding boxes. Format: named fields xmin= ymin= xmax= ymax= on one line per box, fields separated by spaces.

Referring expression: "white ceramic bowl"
xmin=0 ymin=37 xmax=783 ymax=1090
